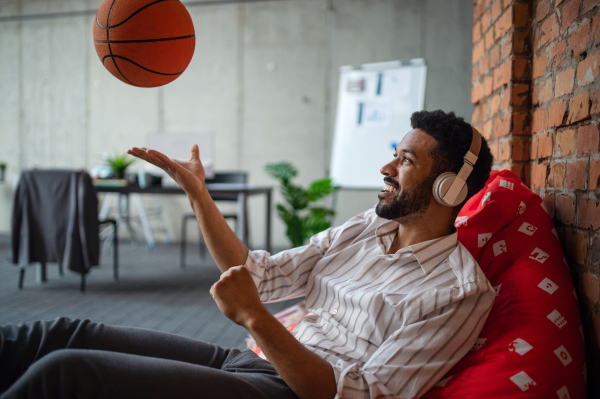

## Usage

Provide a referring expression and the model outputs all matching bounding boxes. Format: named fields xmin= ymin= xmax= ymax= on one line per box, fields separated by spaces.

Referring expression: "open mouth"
xmin=382 ymin=183 xmax=398 ymax=193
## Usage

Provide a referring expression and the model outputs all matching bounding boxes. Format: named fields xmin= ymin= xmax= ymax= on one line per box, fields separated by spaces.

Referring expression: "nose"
xmin=380 ymin=159 xmax=398 ymax=177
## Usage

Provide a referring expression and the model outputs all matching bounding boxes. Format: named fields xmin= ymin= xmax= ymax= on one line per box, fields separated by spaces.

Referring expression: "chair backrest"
xmin=206 ymin=172 xmax=247 ymax=184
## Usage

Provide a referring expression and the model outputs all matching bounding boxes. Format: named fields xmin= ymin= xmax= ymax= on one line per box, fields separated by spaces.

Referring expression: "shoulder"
xmin=445 ymin=242 xmax=487 ymax=287
xmin=328 ymin=208 xmax=386 ymax=246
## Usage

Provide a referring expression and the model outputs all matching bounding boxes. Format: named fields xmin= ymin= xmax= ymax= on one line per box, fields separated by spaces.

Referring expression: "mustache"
xmin=383 ymin=176 xmax=399 ymax=187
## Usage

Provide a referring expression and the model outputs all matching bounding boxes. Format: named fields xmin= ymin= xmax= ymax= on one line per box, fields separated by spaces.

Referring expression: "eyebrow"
xmin=399 ymin=148 xmax=418 ymax=159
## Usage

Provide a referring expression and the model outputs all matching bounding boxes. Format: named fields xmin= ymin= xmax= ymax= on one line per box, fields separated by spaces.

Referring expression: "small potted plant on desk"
xmin=265 ymin=162 xmax=337 ymax=248
xmin=0 ymin=162 xmax=6 ymax=182
xmin=103 ymin=152 xmax=135 ymax=180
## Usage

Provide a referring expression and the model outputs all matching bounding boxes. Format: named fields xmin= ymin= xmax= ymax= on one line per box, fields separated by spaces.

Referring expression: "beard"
xmin=375 ymin=175 xmax=436 ymax=220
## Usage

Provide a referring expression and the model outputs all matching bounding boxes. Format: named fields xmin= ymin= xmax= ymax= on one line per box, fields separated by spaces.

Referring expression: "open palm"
xmin=127 ymin=144 xmax=206 ymax=195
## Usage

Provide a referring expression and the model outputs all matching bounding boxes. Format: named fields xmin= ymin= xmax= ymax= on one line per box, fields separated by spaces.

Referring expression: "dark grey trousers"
xmin=0 ymin=317 xmax=299 ymax=399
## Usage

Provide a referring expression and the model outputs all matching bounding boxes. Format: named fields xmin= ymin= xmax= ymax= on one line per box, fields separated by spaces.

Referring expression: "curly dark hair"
xmin=410 ymin=110 xmax=493 ymax=213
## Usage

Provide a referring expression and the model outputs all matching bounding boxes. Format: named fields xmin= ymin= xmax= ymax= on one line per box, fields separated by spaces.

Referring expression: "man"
xmin=0 ymin=110 xmax=494 ymax=399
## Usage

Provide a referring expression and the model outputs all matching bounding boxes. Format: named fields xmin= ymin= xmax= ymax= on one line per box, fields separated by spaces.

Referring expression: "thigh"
xmin=2 ymin=349 xmax=299 ymax=399
xmin=0 ymin=317 xmax=233 ymax=393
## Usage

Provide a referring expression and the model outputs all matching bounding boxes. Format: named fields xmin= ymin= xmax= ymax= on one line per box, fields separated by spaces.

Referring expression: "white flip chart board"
xmin=330 ymin=59 xmax=427 ymax=189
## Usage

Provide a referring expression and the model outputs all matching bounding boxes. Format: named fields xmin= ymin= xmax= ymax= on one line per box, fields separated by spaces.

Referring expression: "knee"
xmin=32 ymin=349 xmax=89 ymax=374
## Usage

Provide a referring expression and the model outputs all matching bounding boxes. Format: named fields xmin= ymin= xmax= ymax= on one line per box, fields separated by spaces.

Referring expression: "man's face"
xmin=375 ymin=129 xmax=439 ymax=220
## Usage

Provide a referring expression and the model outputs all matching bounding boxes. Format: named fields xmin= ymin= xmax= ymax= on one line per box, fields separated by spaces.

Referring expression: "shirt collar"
xmin=375 ymin=219 xmax=458 ymax=274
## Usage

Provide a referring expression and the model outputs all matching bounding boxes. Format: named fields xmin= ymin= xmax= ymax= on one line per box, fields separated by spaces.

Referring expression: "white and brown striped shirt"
xmin=244 ymin=209 xmax=495 ymax=399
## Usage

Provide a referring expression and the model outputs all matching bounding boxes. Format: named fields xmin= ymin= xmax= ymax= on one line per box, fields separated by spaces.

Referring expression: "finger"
xmin=147 ymin=149 xmax=176 ymax=169
xmin=189 ymin=144 xmax=200 ymax=161
xmin=128 ymin=148 xmax=163 ymax=168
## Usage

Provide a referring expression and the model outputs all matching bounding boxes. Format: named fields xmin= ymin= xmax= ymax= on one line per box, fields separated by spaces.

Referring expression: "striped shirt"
xmin=244 ymin=209 xmax=495 ymax=399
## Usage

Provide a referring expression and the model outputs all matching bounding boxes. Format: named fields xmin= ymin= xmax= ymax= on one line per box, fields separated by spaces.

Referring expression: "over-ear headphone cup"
xmin=433 ymin=172 xmax=468 ymax=207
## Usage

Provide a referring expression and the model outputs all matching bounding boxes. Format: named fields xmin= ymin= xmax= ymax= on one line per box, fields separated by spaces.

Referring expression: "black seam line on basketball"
xmin=102 ymin=55 xmax=183 ymax=76
xmin=96 ymin=0 xmax=179 ymax=30
xmin=105 ymin=1 xmax=132 ymax=85
xmin=94 ymin=34 xmax=195 ymax=44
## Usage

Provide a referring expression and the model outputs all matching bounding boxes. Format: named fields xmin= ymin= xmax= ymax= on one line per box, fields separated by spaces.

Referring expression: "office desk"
xmin=95 ymin=184 xmax=273 ymax=253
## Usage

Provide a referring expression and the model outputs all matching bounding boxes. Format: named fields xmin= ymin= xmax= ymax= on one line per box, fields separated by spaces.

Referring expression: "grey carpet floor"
xmin=0 ymin=235 xmax=300 ymax=350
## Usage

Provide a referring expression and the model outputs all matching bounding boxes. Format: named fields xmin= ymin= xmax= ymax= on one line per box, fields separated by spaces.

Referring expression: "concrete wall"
xmin=0 ymin=0 xmax=473 ymax=249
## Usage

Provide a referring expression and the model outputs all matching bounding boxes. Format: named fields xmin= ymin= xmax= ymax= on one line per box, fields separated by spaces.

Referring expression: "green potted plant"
xmin=265 ymin=162 xmax=337 ymax=248
xmin=103 ymin=152 xmax=135 ymax=179
xmin=0 ymin=162 xmax=6 ymax=182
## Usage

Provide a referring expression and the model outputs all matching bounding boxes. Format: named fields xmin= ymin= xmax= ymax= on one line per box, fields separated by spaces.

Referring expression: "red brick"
xmin=567 ymin=160 xmax=588 ymax=189
xmin=498 ymin=140 xmax=511 ymax=160
xmin=538 ymin=132 xmax=553 ymax=157
xmin=510 ymin=84 xmax=529 ymax=106
xmin=473 ymin=21 xmax=482 ymax=43
xmin=481 ymin=55 xmax=490 ymax=74
xmin=513 ymin=31 xmax=529 ymax=54
xmin=577 ymin=50 xmax=600 ymax=86
xmin=555 ymin=67 xmax=575 ymax=97
xmin=555 ymin=128 xmax=576 ymax=156
xmin=494 ymin=60 xmax=512 ymax=89
xmin=490 ymin=93 xmax=500 ymax=115
xmin=570 ymin=21 xmax=591 ymax=56
xmin=500 ymin=88 xmax=510 ymax=111
xmin=513 ymin=58 xmax=528 ymax=79
xmin=533 ymin=107 xmax=549 ymax=132
xmin=485 ymin=28 xmax=495 ymax=50
xmin=492 ymin=0 xmax=503 ymax=21
xmin=549 ymin=99 xmax=568 ymax=127
xmin=577 ymin=123 xmax=599 ymax=154
xmin=541 ymin=13 xmax=559 ymax=46
xmin=550 ymin=39 xmax=567 ymax=66
xmin=565 ymin=229 xmax=587 ymax=264
xmin=555 ymin=0 xmax=566 ymax=7
xmin=473 ymin=63 xmax=481 ymax=83
xmin=482 ymin=9 xmax=492 ymax=32
xmin=514 ymin=3 xmax=528 ymax=26
xmin=590 ymin=159 xmax=600 ymax=189
xmin=483 ymin=119 xmax=493 ymax=140
xmin=531 ymin=134 xmax=538 ymax=159
xmin=532 ymin=163 xmax=548 ymax=188
xmin=543 ymin=192 xmax=556 ymax=217
xmin=536 ymin=0 xmax=551 ymax=21
xmin=579 ymin=271 xmax=600 ymax=308
xmin=582 ymin=0 xmax=598 ymax=14
xmin=495 ymin=7 xmax=512 ymax=38
xmin=480 ymin=102 xmax=489 ymax=118
xmin=593 ymin=13 xmax=600 ymax=42
xmin=537 ymin=78 xmax=552 ymax=104
xmin=512 ymin=137 xmax=530 ymax=161
xmin=592 ymin=90 xmax=600 ymax=115
xmin=484 ymin=75 xmax=494 ymax=97
xmin=561 ymin=0 xmax=581 ymax=31
xmin=472 ymin=83 xmax=484 ymax=104
xmin=495 ymin=113 xmax=511 ymax=137
xmin=568 ymin=92 xmax=591 ymax=124
xmin=490 ymin=45 xmax=501 ymax=68
xmin=474 ymin=1 xmax=485 ymax=22
xmin=489 ymin=141 xmax=499 ymax=159
xmin=473 ymin=40 xmax=484 ymax=64
xmin=533 ymin=53 xmax=548 ymax=78
xmin=512 ymin=112 xmax=531 ymax=135
xmin=501 ymin=32 xmax=513 ymax=59
xmin=548 ymin=162 xmax=567 ymax=187
xmin=579 ymin=199 xmax=600 ymax=230
xmin=511 ymin=163 xmax=531 ymax=186
xmin=557 ymin=195 xmax=576 ymax=224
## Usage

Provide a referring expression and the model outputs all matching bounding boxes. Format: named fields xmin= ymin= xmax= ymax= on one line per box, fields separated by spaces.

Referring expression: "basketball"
xmin=93 ymin=0 xmax=195 ymax=88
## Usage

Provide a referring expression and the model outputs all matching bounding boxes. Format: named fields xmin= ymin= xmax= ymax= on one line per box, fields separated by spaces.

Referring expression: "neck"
xmin=386 ymin=204 xmax=455 ymax=254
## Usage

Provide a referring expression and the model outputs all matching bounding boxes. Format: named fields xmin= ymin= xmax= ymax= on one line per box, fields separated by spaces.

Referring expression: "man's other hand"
xmin=210 ymin=266 xmax=266 ymax=327
xmin=127 ymin=144 xmax=205 ymax=196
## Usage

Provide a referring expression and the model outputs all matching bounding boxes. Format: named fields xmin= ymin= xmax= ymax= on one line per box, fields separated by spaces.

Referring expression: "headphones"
xmin=432 ymin=126 xmax=482 ymax=207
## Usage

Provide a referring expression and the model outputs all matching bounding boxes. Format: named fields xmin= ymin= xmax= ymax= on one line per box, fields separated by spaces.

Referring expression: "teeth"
xmin=383 ymin=184 xmax=398 ymax=192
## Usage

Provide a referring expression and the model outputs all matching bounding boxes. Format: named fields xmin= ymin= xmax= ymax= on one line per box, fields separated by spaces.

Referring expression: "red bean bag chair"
xmin=423 ymin=170 xmax=586 ymax=399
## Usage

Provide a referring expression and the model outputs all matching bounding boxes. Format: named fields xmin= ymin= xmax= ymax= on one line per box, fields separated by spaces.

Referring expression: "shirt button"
xmin=331 ymin=308 xmax=338 ymax=315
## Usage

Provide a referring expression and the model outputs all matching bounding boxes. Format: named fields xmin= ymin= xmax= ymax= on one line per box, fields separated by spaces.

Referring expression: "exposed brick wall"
xmin=472 ymin=0 xmax=533 ymax=184
xmin=473 ymin=0 xmax=600 ymax=395
xmin=530 ymin=0 xmax=600 ymax=395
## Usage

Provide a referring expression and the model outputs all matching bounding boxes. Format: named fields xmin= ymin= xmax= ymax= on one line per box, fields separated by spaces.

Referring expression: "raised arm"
xmin=128 ymin=145 xmax=248 ymax=272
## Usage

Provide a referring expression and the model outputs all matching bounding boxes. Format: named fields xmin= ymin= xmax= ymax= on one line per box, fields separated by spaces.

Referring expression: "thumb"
xmin=190 ymin=144 xmax=200 ymax=161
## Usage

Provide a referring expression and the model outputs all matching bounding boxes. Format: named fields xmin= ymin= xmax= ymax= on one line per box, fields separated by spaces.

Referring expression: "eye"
xmin=393 ymin=153 xmax=398 ymax=159
xmin=403 ymin=157 xmax=411 ymax=163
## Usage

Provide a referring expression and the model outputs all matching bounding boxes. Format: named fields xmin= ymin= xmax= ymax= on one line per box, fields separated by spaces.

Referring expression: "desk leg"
xmin=133 ymin=194 xmax=156 ymax=249
xmin=266 ymin=190 xmax=271 ymax=253
xmin=237 ymin=192 xmax=248 ymax=246
xmin=121 ymin=194 xmax=140 ymax=243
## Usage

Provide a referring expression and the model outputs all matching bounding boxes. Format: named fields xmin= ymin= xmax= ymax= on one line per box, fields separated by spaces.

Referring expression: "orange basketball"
xmin=93 ymin=0 xmax=195 ymax=88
